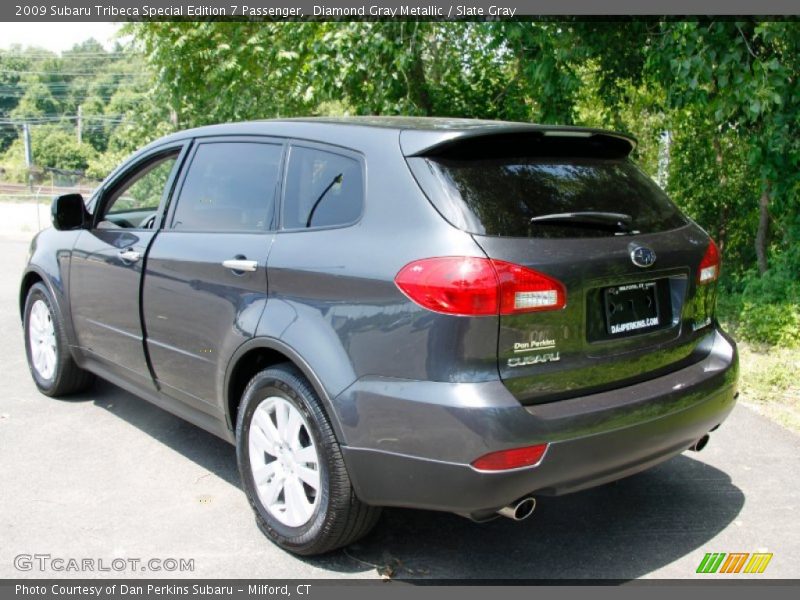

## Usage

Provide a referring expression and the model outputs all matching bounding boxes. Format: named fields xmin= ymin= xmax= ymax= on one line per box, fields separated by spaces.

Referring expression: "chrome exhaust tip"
xmin=689 ymin=434 xmax=710 ymax=452
xmin=498 ymin=496 xmax=536 ymax=521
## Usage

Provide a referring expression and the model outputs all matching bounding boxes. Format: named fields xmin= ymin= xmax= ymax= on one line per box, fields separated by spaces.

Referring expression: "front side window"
xmin=282 ymin=146 xmax=363 ymax=229
xmin=171 ymin=142 xmax=282 ymax=232
xmin=99 ymin=152 xmax=178 ymax=228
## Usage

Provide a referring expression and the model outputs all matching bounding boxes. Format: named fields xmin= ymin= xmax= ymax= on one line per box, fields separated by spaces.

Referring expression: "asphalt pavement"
xmin=0 ymin=232 xmax=798 ymax=580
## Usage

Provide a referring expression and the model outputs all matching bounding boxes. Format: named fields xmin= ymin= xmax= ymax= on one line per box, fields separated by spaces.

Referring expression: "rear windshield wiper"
xmin=529 ymin=211 xmax=635 ymax=233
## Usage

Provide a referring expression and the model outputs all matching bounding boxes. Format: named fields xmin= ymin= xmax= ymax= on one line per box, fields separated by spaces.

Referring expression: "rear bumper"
xmin=336 ymin=328 xmax=738 ymax=516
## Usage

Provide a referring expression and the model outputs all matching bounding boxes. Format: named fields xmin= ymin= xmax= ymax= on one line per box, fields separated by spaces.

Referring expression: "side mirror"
xmin=51 ymin=194 xmax=89 ymax=231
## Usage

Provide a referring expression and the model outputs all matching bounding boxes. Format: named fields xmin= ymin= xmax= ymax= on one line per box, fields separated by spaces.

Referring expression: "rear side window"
xmin=410 ymin=156 xmax=687 ymax=238
xmin=171 ymin=142 xmax=282 ymax=232
xmin=282 ymin=146 xmax=363 ymax=229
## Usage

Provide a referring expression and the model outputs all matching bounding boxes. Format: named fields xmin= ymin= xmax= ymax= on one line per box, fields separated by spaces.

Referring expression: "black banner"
xmin=3 ymin=0 xmax=800 ymax=21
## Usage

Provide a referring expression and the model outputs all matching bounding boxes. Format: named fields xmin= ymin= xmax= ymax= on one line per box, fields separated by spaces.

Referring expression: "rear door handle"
xmin=118 ymin=249 xmax=141 ymax=262
xmin=222 ymin=259 xmax=258 ymax=273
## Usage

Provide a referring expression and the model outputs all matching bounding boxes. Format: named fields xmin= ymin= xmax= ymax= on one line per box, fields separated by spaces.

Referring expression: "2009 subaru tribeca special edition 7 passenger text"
xmin=21 ymin=117 xmax=738 ymax=555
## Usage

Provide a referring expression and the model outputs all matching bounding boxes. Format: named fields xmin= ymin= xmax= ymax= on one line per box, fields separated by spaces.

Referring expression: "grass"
xmin=735 ymin=341 xmax=800 ymax=433
xmin=719 ymin=292 xmax=800 ymax=433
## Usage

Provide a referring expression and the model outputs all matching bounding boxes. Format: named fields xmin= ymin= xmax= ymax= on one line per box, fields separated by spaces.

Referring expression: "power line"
xmin=0 ymin=84 xmax=143 ymax=91
xmin=0 ymin=52 xmax=131 ymax=57
xmin=0 ymin=92 xmax=146 ymax=100
xmin=0 ymin=98 xmax=140 ymax=104
xmin=0 ymin=80 xmax=145 ymax=87
xmin=0 ymin=115 xmax=128 ymax=124
xmin=0 ymin=83 xmax=142 ymax=93
xmin=0 ymin=113 xmax=127 ymax=118
xmin=0 ymin=70 xmax=144 ymax=76
xmin=0 ymin=82 xmax=147 ymax=89
xmin=0 ymin=83 xmax=144 ymax=89
xmin=0 ymin=90 xmax=143 ymax=95
xmin=2 ymin=71 xmax=148 ymax=78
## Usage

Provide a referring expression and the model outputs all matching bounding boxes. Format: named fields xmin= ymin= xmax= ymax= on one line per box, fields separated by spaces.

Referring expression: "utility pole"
xmin=77 ymin=105 xmax=83 ymax=144
xmin=22 ymin=122 xmax=33 ymax=192
xmin=22 ymin=122 xmax=32 ymax=167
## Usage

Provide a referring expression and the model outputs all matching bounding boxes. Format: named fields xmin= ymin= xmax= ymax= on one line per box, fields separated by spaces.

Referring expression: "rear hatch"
xmin=406 ymin=130 xmax=719 ymax=405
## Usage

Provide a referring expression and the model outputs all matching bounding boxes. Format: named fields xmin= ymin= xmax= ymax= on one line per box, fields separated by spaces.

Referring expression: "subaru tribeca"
xmin=20 ymin=117 xmax=738 ymax=555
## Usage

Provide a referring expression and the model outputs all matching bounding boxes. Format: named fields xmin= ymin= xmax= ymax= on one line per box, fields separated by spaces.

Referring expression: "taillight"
xmin=471 ymin=444 xmax=549 ymax=471
xmin=394 ymin=257 xmax=566 ymax=317
xmin=493 ymin=260 xmax=566 ymax=314
xmin=394 ymin=257 xmax=499 ymax=316
xmin=697 ymin=239 xmax=721 ymax=284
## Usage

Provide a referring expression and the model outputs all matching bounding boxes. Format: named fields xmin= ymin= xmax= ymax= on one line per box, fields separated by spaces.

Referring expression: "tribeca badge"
xmin=696 ymin=552 xmax=773 ymax=574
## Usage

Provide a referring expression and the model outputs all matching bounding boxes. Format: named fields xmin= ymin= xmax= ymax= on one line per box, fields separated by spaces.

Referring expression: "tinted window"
xmin=102 ymin=153 xmax=178 ymax=226
xmin=282 ymin=146 xmax=363 ymax=229
xmin=171 ymin=142 xmax=282 ymax=232
xmin=413 ymin=157 xmax=687 ymax=238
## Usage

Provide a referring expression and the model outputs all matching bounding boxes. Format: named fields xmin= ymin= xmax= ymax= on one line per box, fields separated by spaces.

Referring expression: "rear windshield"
xmin=409 ymin=156 xmax=687 ymax=238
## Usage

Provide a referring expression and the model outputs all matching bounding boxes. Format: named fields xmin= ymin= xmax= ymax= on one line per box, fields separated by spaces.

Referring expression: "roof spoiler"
xmin=401 ymin=127 xmax=636 ymax=160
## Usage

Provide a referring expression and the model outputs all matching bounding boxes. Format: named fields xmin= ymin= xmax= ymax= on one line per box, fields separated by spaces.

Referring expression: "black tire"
xmin=23 ymin=282 xmax=94 ymax=396
xmin=236 ymin=363 xmax=380 ymax=555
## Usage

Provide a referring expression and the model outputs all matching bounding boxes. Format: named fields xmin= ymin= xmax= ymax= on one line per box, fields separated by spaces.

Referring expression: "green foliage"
xmin=719 ymin=265 xmax=800 ymax=346
xmin=1 ymin=124 xmax=97 ymax=180
xmin=0 ymin=38 xmax=154 ymax=181
xmin=131 ymin=22 xmax=521 ymax=124
xmin=497 ymin=22 xmax=584 ymax=123
xmin=742 ymin=264 xmax=800 ymax=306
xmin=738 ymin=302 xmax=800 ymax=347
xmin=666 ymin=116 xmax=760 ymax=282
xmin=31 ymin=126 xmax=96 ymax=171
xmin=133 ymin=22 xmax=313 ymax=125
xmin=647 ymin=21 xmax=800 ymax=276
xmin=573 ymin=63 xmax=666 ymax=176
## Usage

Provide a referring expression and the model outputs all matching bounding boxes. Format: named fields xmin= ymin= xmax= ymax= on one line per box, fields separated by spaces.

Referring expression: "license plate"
xmin=604 ymin=281 xmax=661 ymax=336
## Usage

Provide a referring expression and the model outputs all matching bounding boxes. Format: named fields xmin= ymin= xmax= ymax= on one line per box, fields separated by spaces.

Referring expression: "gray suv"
xmin=20 ymin=117 xmax=738 ymax=555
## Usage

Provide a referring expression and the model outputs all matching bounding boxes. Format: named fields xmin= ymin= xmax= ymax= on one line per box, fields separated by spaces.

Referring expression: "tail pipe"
xmin=689 ymin=434 xmax=710 ymax=452
xmin=497 ymin=496 xmax=536 ymax=521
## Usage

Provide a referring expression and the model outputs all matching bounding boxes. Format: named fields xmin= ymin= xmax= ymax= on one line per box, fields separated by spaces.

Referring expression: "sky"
xmin=0 ymin=23 xmax=121 ymax=52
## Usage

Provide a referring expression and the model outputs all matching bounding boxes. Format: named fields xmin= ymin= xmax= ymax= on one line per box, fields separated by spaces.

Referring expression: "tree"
xmin=646 ymin=20 xmax=800 ymax=276
xmin=131 ymin=22 xmax=523 ymax=124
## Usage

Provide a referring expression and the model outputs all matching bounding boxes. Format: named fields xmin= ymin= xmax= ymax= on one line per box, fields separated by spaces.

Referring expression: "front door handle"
xmin=118 ymin=249 xmax=141 ymax=262
xmin=222 ymin=259 xmax=258 ymax=273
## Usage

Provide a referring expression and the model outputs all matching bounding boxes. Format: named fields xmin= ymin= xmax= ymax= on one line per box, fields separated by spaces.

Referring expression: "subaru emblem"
xmin=630 ymin=245 xmax=657 ymax=268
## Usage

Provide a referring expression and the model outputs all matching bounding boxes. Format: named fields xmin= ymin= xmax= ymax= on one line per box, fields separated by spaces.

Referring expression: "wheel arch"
xmin=20 ymin=267 xmax=78 ymax=352
xmin=224 ymin=337 xmax=348 ymax=445
xmin=19 ymin=269 xmax=45 ymax=320
xmin=20 ymin=265 xmax=92 ymax=393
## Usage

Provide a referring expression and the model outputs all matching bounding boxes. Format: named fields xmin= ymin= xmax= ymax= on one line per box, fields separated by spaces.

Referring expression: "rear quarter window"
xmin=281 ymin=145 xmax=363 ymax=230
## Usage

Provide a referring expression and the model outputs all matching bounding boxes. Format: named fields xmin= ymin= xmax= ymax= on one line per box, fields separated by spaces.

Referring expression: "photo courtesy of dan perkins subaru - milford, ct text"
xmin=15 ymin=584 xmax=311 ymax=597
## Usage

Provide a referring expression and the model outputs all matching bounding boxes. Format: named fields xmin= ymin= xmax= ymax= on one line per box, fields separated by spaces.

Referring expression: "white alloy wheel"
xmin=248 ymin=396 xmax=321 ymax=527
xmin=28 ymin=299 xmax=57 ymax=380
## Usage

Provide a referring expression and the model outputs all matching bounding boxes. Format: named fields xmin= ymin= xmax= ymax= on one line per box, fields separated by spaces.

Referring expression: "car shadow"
xmin=83 ymin=378 xmax=241 ymax=488
xmin=85 ymin=378 xmax=744 ymax=580
xmin=331 ymin=455 xmax=745 ymax=580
